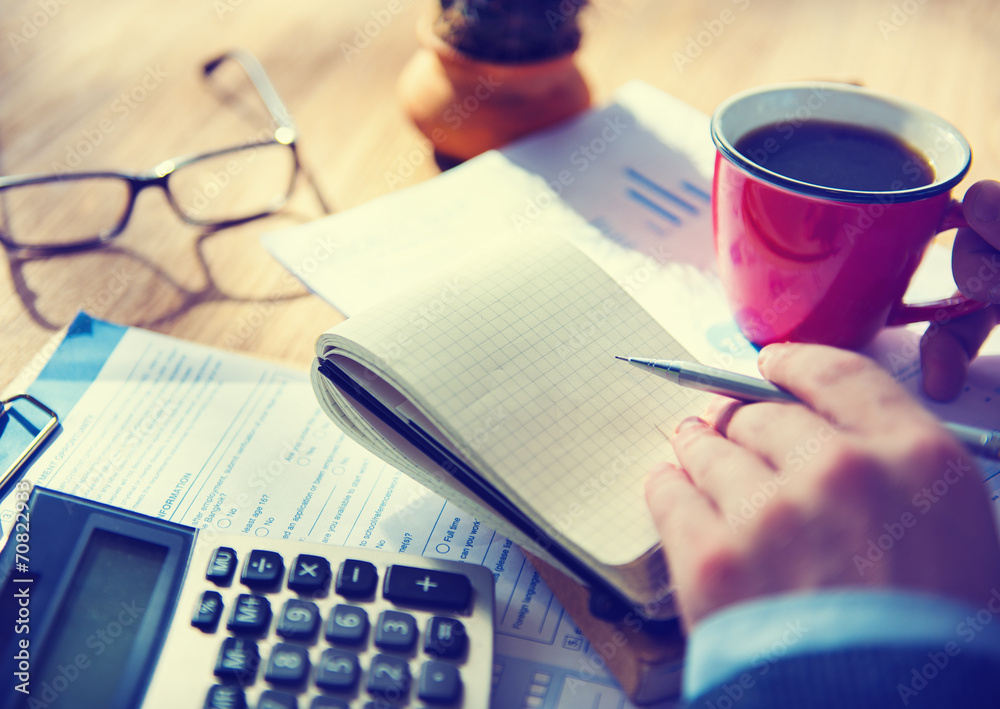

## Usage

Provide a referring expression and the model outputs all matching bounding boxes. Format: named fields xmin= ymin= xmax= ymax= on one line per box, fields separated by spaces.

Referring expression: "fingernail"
xmin=675 ymin=416 xmax=705 ymax=434
xmin=757 ymin=343 xmax=784 ymax=371
xmin=972 ymin=181 xmax=1000 ymax=223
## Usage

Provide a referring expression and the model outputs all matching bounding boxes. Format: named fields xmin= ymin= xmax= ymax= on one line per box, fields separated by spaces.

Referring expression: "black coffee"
xmin=734 ymin=119 xmax=935 ymax=191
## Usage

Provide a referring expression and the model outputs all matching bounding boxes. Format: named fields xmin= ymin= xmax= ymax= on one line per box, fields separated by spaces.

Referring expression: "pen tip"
xmin=614 ymin=356 xmax=629 ymax=362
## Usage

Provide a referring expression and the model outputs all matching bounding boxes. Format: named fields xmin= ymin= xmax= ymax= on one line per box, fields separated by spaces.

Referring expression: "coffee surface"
xmin=734 ymin=119 xmax=935 ymax=191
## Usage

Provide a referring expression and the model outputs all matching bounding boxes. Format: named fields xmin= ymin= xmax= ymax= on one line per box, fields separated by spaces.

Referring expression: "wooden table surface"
xmin=2 ymin=0 xmax=999 ymax=395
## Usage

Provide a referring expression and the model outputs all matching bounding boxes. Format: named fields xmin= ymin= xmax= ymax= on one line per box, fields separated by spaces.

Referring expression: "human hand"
xmin=646 ymin=342 xmax=1000 ymax=632
xmin=921 ymin=179 xmax=1000 ymax=401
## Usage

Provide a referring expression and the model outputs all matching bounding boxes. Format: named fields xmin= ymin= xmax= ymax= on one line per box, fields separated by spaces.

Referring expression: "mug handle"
xmin=886 ymin=200 xmax=992 ymax=326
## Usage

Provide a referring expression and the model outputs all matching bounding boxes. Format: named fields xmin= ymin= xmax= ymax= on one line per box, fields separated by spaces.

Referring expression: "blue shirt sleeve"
xmin=683 ymin=588 xmax=1000 ymax=702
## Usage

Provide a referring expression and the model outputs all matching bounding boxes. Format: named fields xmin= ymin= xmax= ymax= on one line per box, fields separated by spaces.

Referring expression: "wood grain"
xmin=2 ymin=0 xmax=999 ymax=394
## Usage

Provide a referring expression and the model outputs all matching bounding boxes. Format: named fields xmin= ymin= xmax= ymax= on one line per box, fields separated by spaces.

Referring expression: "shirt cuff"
xmin=683 ymin=588 xmax=1000 ymax=700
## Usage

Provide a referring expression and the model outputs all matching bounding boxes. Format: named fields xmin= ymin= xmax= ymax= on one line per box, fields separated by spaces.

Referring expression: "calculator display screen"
xmin=32 ymin=529 xmax=168 ymax=706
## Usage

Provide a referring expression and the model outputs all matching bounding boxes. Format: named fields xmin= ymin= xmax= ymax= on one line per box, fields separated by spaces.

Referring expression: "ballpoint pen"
xmin=616 ymin=356 xmax=1000 ymax=461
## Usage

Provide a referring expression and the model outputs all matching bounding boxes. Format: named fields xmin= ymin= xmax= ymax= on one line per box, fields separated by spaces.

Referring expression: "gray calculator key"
xmin=336 ymin=559 xmax=378 ymax=598
xmin=419 ymin=661 xmax=462 ymax=703
xmin=227 ymin=594 xmax=271 ymax=634
xmin=277 ymin=599 xmax=320 ymax=640
xmin=192 ymin=590 xmax=223 ymax=631
xmin=206 ymin=547 xmax=237 ymax=585
xmin=382 ymin=565 xmax=472 ymax=609
xmin=424 ymin=616 xmax=467 ymax=658
xmin=374 ymin=610 xmax=417 ymax=651
xmin=241 ymin=549 xmax=284 ymax=588
xmin=324 ymin=603 xmax=368 ymax=644
xmin=288 ymin=553 xmax=331 ymax=593
xmin=265 ymin=642 xmax=311 ymax=685
xmin=315 ymin=648 xmax=360 ymax=691
xmin=309 ymin=698 xmax=349 ymax=709
xmin=204 ymin=683 xmax=246 ymax=709
xmin=258 ymin=689 xmax=298 ymax=709
xmin=366 ymin=653 xmax=411 ymax=697
xmin=213 ymin=636 xmax=259 ymax=684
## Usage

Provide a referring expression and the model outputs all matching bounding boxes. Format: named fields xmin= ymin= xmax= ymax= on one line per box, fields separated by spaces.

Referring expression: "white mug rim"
xmin=710 ymin=81 xmax=972 ymax=204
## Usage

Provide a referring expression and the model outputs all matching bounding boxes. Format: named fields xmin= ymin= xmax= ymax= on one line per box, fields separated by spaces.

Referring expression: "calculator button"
xmin=192 ymin=590 xmax=224 ymax=632
xmin=276 ymin=599 xmax=320 ymax=640
xmin=214 ymin=637 xmax=260 ymax=683
xmin=374 ymin=610 xmax=418 ymax=651
xmin=241 ymin=550 xmax=285 ymax=588
xmin=336 ymin=559 xmax=378 ymax=598
xmin=418 ymin=661 xmax=462 ymax=703
xmin=227 ymin=594 xmax=272 ymax=634
xmin=288 ymin=554 xmax=331 ymax=594
xmin=324 ymin=604 xmax=369 ymax=645
xmin=309 ymin=698 xmax=349 ymax=709
xmin=258 ymin=689 xmax=298 ymax=709
xmin=204 ymin=683 xmax=246 ymax=709
xmin=424 ymin=617 xmax=467 ymax=659
xmin=264 ymin=643 xmax=311 ymax=685
xmin=206 ymin=547 xmax=238 ymax=585
xmin=382 ymin=565 xmax=472 ymax=610
xmin=315 ymin=648 xmax=360 ymax=691
xmin=366 ymin=653 xmax=411 ymax=698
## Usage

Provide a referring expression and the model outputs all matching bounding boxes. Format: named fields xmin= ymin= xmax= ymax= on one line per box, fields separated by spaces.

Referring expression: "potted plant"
xmin=398 ymin=0 xmax=592 ymax=163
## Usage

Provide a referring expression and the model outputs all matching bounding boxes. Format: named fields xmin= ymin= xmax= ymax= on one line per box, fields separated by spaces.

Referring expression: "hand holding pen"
xmin=638 ymin=342 xmax=1000 ymax=631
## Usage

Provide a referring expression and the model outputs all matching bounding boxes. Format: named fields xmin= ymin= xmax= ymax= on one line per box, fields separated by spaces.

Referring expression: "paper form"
xmin=0 ymin=313 xmax=653 ymax=709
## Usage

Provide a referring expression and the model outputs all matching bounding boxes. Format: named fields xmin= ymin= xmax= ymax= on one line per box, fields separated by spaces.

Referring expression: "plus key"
xmin=382 ymin=565 xmax=472 ymax=610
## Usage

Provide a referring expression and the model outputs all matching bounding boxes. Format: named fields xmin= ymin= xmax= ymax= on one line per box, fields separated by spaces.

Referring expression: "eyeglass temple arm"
xmin=203 ymin=49 xmax=298 ymax=137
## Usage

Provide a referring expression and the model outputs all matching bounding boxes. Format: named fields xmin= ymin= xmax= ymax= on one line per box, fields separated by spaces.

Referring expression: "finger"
xmin=645 ymin=462 xmax=719 ymax=540
xmin=644 ymin=463 xmax=720 ymax=577
xmin=953 ymin=228 xmax=1000 ymax=302
xmin=715 ymin=400 xmax=843 ymax=472
xmin=962 ymin=179 xmax=1000 ymax=252
xmin=670 ymin=416 xmax=778 ymax=503
xmin=756 ymin=343 xmax=939 ymax=435
xmin=920 ymin=304 xmax=1000 ymax=401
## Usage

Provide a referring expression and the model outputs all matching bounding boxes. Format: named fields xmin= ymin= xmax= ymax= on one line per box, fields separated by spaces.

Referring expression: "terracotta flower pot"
xmin=397 ymin=11 xmax=592 ymax=163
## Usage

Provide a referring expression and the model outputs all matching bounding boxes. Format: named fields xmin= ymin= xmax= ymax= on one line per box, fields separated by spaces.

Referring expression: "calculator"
xmin=0 ymin=485 xmax=495 ymax=709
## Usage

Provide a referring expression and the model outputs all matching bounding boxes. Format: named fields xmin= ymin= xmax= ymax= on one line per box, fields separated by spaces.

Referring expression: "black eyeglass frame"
xmin=0 ymin=49 xmax=310 ymax=254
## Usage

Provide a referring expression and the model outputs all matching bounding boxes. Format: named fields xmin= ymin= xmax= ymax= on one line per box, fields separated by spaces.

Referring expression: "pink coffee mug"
xmin=711 ymin=82 xmax=985 ymax=350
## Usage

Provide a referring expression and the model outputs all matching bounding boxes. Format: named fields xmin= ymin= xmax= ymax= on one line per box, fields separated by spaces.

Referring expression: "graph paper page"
xmin=321 ymin=231 xmax=709 ymax=567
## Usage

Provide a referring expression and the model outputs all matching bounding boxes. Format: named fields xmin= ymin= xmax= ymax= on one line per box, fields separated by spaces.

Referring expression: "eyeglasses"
xmin=0 ymin=49 xmax=325 ymax=254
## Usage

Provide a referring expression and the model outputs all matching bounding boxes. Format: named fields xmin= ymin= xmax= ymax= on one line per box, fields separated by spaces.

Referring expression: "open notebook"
xmin=310 ymin=232 xmax=710 ymax=618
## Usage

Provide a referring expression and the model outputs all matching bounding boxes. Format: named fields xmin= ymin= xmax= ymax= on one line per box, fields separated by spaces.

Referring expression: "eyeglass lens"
xmin=0 ymin=142 xmax=297 ymax=249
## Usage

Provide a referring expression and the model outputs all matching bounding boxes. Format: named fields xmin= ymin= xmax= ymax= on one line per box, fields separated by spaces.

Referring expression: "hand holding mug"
xmin=920 ymin=179 xmax=1000 ymax=400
